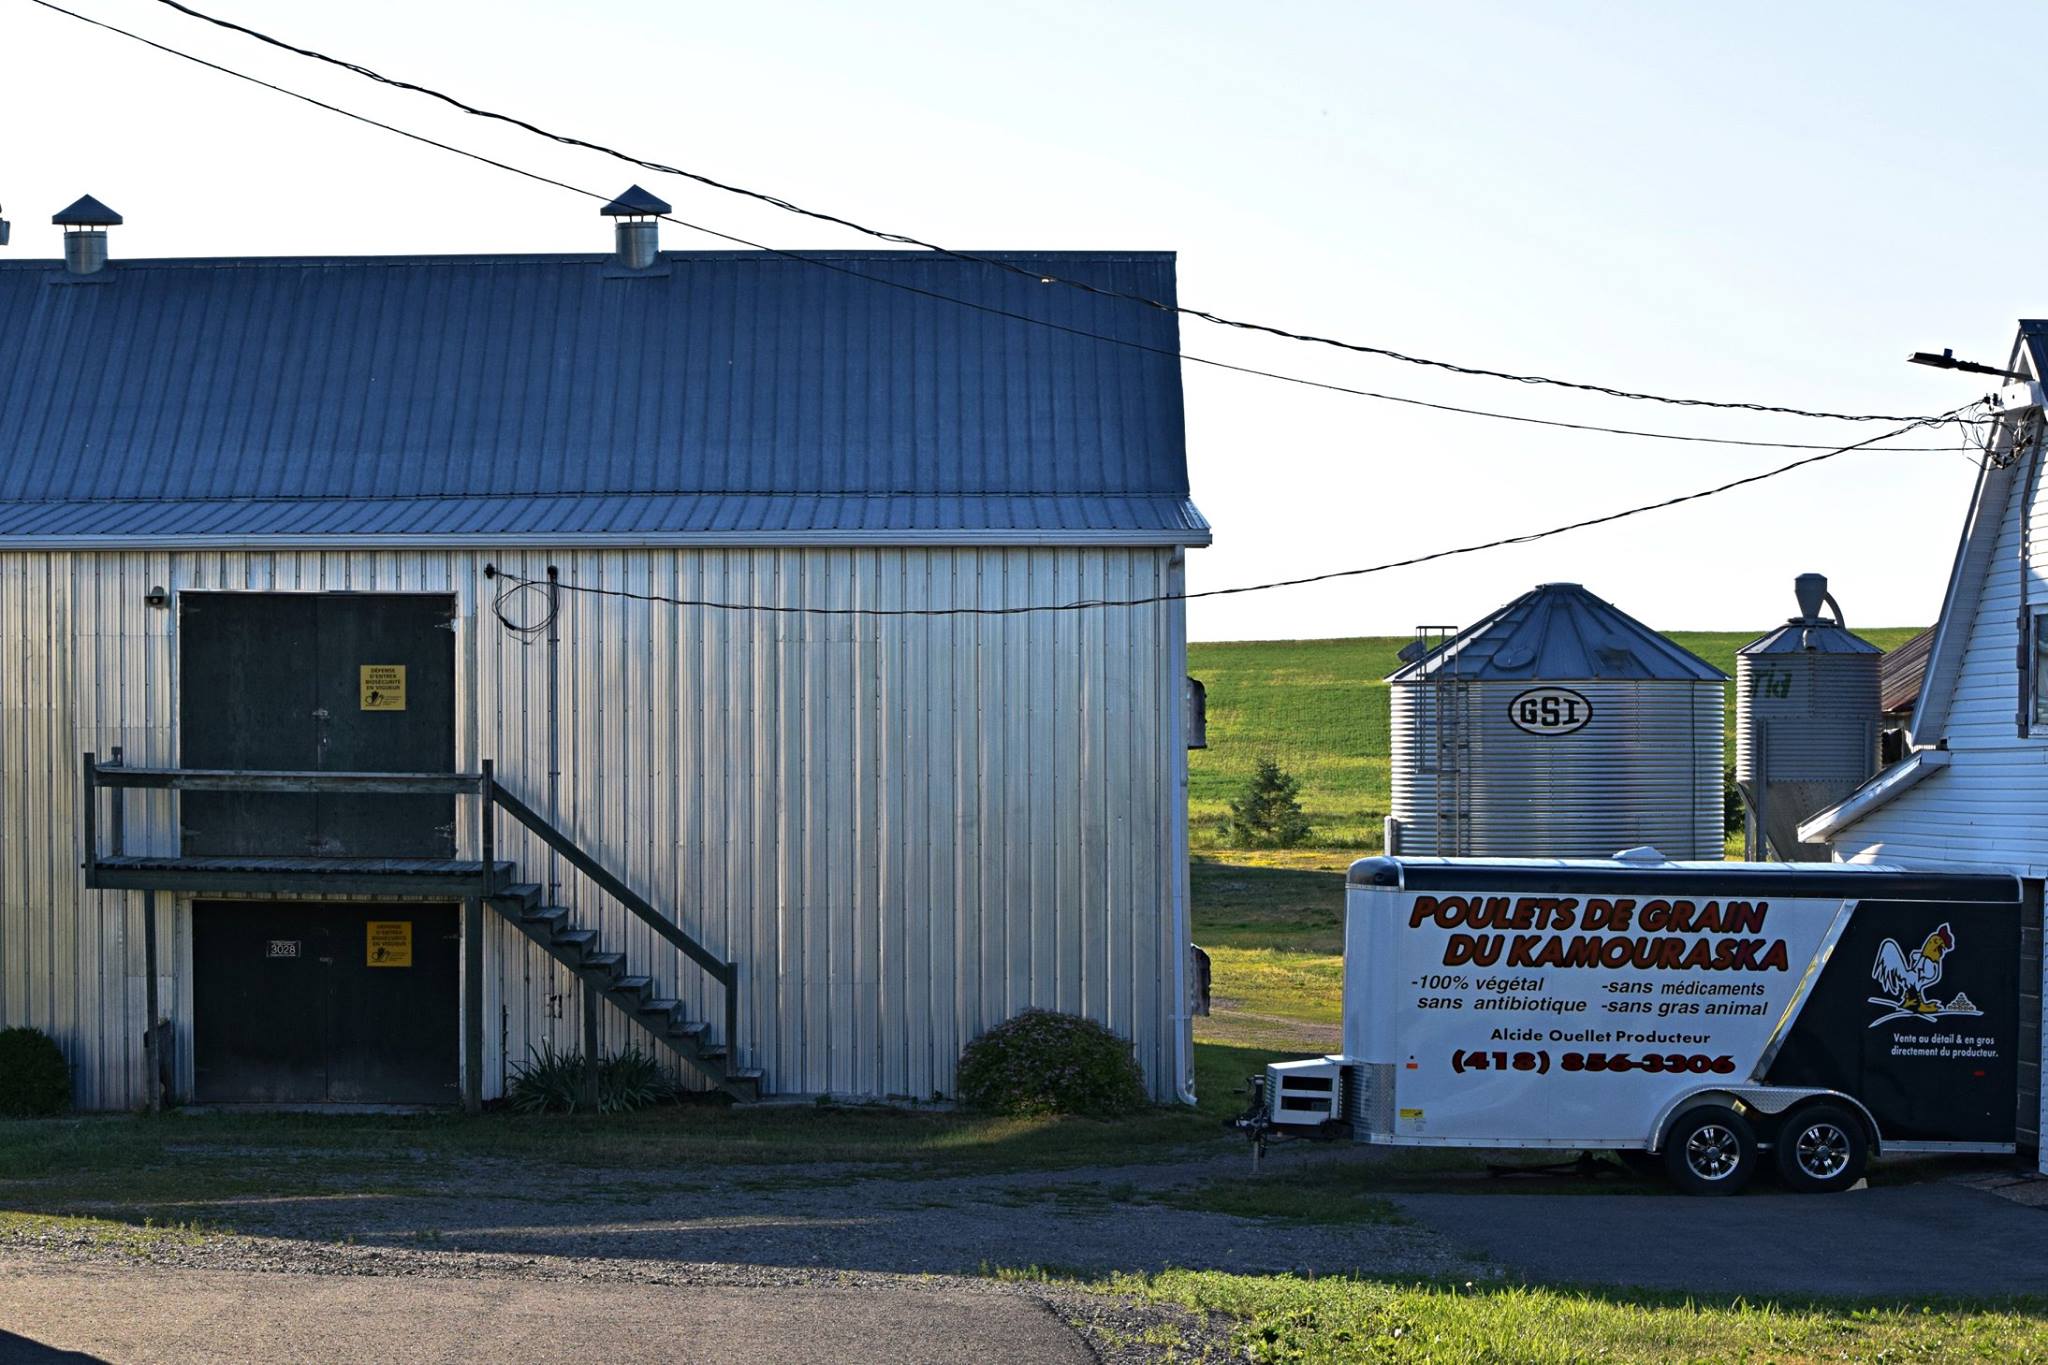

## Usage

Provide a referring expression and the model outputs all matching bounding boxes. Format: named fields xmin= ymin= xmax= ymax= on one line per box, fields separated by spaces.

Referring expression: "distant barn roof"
xmin=0 ymin=250 xmax=1204 ymax=545
xmin=1879 ymin=626 xmax=1934 ymax=715
xmin=1387 ymin=582 xmax=1726 ymax=682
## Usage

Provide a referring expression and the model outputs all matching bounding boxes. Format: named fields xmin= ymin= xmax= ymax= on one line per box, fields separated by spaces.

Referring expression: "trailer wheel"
xmin=1773 ymin=1104 xmax=1868 ymax=1194
xmin=1662 ymin=1106 xmax=1756 ymax=1195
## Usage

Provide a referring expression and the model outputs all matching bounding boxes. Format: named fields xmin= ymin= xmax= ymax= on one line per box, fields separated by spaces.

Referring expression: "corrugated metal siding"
xmin=1389 ymin=680 xmax=1722 ymax=858
xmin=0 ymin=252 xmax=1205 ymax=542
xmin=0 ymin=546 xmax=1190 ymax=1108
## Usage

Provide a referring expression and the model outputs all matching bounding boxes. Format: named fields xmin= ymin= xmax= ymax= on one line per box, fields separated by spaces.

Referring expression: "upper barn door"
xmin=180 ymin=593 xmax=457 ymax=857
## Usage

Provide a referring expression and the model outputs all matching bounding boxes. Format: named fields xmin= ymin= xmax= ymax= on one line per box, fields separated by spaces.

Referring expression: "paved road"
xmin=1397 ymin=1183 xmax=2048 ymax=1296
xmin=0 ymin=1261 xmax=1093 ymax=1365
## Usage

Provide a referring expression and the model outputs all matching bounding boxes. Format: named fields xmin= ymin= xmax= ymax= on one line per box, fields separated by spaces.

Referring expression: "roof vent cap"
xmin=1612 ymin=845 xmax=1670 ymax=864
xmin=53 ymin=194 xmax=121 ymax=275
xmin=601 ymin=184 xmax=670 ymax=271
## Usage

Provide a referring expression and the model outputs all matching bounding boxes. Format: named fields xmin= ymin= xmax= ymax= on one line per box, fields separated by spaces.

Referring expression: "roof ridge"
xmin=0 ymin=248 xmax=1177 ymax=272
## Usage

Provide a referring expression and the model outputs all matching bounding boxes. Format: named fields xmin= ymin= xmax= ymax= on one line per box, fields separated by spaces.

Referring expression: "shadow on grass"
xmin=0 ymin=1043 xmax=1302 ymax=1231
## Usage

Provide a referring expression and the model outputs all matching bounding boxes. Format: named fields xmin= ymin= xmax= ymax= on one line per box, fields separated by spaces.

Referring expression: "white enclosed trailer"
xmin=1240 ymin=853 xmax=2026 ymax=1194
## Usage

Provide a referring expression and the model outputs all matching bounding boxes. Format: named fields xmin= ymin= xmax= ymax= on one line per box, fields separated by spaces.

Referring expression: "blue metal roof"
xmin=0 ymin=249 xmax=1205 ymax=545
xmin=1387 ymin=582 xmax=1726 ymax=682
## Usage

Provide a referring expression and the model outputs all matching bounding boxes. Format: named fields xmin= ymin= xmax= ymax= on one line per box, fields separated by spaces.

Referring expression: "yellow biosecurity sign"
xmin=359 ymin=664 xmax=406 ymax=711
xmin=366 ymin=920 xmax=413 ymax=968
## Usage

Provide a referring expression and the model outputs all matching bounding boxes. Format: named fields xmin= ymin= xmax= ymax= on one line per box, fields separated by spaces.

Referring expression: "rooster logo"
xmin=1868 ymin=923 xmax=1981 ymax=1026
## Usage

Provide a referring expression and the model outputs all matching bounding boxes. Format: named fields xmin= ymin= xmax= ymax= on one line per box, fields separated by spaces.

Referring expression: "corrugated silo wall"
xmin=0 ymin=546 xmax=1191 ymax=1108
xmin=1390 ymin=680 xmax=1724 ymax=858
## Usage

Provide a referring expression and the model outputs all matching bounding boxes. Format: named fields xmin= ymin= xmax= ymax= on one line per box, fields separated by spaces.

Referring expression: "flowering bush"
xmin=955 ymin=1009 xmax=1148 ymax=1117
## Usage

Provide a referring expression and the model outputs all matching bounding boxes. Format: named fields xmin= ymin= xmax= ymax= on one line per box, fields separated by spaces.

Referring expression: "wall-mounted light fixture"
xmin=144 ymin=586 xmax=168 ymax=608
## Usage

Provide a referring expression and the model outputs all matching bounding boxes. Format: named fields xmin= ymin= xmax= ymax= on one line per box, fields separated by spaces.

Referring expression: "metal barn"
xmin=0 ymin=194 xmax=1210 ymax=1109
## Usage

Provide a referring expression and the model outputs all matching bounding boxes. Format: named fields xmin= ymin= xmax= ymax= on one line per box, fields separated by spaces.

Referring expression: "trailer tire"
xmin=1773 ymin=1104 xmax=1868 ymax=1194
xmin=1662 ymin=1106 xmax=1756 ymax=1195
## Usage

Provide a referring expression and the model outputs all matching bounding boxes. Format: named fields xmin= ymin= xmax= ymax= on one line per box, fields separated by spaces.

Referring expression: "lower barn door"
xmin=193 ymin=902 xmax=460 ymax=1105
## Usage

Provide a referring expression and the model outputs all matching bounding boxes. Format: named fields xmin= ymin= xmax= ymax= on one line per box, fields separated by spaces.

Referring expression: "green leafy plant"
xmin=505 ymin=1042 xmax=680 ymax=1114
xmin=1724 ymin=764 xmax=1746 ymax=839
xmin=956 ymin=1009 xmax=1148 ymax=1118
xmin=1226 ymin=757 xmax=1313 ymax=848
xmin=0 ymin=1026 xmax=71 ymax=1117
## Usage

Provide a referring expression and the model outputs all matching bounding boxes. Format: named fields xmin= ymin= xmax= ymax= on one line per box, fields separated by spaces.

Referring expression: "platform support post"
xmin=143 ymin=889 xmax=162 ymax=1115
xmin=463 ymin=896 xmax=484 ymax=1114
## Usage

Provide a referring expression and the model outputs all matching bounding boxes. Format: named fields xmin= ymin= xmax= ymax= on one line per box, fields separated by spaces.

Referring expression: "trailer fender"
xmin=1649 ymin=1087 xmax=1882 ymax=1154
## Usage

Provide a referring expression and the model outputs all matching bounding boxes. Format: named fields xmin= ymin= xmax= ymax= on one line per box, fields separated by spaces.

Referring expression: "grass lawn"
xmin=1075 ymin=1269 xmax=2048 ymax=1363
xmin=0 ymin=1090 xmax=1235 ymax=1222
xmin=1187 ymin=629 xmax=1926 ymax=852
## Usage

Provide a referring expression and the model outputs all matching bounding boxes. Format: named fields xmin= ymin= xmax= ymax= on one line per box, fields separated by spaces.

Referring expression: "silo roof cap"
xmin=1387 ymin=582 xmax=1726 ymax=682
xmin=1738 ymin=622 xmax=1882 ymax=656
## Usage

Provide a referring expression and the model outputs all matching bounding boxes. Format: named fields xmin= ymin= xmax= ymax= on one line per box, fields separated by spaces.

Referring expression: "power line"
xmin=23 ymin=0 xmax=1984 ymax=455
xmin=146 ymin=0 xmax=1965 ymax=426
xmin=479 ymin=407 xmax=1979 ymax=618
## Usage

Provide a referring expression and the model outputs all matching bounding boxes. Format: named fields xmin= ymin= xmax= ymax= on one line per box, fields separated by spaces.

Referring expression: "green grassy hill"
xmin=1187 ymin=629 xmax=1925 ymax=852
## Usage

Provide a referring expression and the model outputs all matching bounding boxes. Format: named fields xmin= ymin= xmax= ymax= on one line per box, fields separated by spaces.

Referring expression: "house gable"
xmin=1814 ymin=322 xmax=2048 ymax=872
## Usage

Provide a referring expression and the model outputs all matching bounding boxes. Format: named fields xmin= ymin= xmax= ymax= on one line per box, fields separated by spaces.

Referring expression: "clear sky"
xmin=2 ymin=1 xmax=2026 ymax=640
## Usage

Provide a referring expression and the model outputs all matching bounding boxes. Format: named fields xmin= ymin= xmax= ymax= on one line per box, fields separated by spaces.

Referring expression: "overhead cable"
xmin=145 ymin=0 xmax=1965 ymax=425
xmin=479 ymin=406 xmax=1982 ymax=618
xmin=26 ymin=0 xmax=1981 ymax=453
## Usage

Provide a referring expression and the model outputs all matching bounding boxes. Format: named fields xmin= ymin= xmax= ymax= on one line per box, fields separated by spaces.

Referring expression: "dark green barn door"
xmin=180 ymin=593 xmax=456 ymax=856
xmin=192 ymin=901 xmax=461 ymax=1104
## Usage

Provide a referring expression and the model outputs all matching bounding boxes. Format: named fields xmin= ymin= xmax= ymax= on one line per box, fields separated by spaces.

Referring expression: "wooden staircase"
xmin=486 ymin=878 xmax=760 ymax=1100
xmin=82 ymin=753 xmax=760 ymax=1107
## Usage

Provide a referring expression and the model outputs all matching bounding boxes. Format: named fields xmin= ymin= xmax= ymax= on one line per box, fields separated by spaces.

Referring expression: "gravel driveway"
xmin=0 ymin=1255 xmax=1106 ymax=1365
xmin=0 ymin=1143 xmax=1475 ymax=1364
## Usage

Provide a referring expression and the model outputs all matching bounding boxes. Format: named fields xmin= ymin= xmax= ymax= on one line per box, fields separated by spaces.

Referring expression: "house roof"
xmin=0 ymin=248 xmax=1205 ymax=546
xmin=1385 ymin=582 xmax=1726 ymax=683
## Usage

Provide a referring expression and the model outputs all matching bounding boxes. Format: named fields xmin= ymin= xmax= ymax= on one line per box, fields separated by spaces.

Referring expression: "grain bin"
xmin=1735 ymin=574 xmax=1880 ymax=861
xmin=1385 ymin=583 xmax=1726 ymax=858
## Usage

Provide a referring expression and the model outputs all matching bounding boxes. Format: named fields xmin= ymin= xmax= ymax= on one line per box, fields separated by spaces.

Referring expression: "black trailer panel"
xmin=1765 ymin=900 xmax=2021 ymax=1143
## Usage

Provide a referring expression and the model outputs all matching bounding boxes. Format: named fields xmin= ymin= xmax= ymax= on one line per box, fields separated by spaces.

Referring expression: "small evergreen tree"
xmin=1227 ymin=757 xmax=1313 ymax=848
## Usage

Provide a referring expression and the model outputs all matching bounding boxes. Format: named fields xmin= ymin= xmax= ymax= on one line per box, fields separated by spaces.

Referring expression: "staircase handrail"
xmin=483 ymin=774 xmax=737 ymax=991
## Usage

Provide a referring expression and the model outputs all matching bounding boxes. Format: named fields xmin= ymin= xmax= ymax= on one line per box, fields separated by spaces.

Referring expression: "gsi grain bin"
xmin=1385 ymin=583 xmax=1725 ymax=858
xmin=1735 ymin=574 xmax=1881 ymax=860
